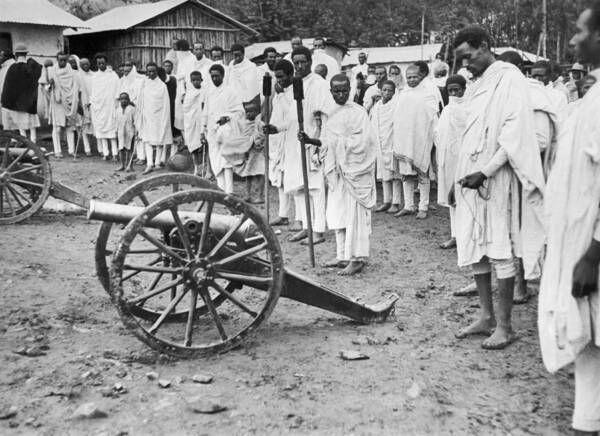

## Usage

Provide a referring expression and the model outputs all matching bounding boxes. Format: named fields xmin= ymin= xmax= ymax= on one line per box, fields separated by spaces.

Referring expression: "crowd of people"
xmin=2 ymin=6 xmax=600 ymax=432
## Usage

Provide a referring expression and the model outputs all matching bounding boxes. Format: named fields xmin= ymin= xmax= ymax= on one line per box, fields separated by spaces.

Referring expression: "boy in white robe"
xmin=137 ymin=62 xmax=172 ymax=175
xmin=371 ymin=80 xmax=401 ymax=214
xmin=300 ymin=74 xmax=376 ymax=276
xmin=117 ymin=60 xmax=144 ymax=162
xmin=77 ymin=58 xmax=95 ymax=156
xmin=90 ymin=54 xmax=119 ymax=160
xmin=183 ymin=71 xmax=205 ymax=176
xmin=116 ymin=92 xmax=135 ymax=171
xmin=539 ymin=5 xmax=600 ymax=433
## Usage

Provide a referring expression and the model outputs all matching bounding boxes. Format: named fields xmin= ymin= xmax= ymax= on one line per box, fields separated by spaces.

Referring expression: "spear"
xmin=262 ymin=73 xmax=272 ymax=223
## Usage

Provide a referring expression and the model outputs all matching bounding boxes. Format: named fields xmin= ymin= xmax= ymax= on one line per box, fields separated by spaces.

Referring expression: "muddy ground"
xmin=0 ymin=146 xmax=575 ymax=435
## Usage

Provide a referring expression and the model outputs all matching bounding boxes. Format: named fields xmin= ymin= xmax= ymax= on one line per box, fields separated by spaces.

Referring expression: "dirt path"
xmin=0 ymin=152 xmax=573 ymax=435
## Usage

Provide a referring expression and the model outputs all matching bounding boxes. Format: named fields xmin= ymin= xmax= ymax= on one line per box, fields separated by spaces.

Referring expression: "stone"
xmin=187 ymin=398 xmax=227 ymax=414
xmin=72 ymin=402 xmax=108 ymax=419
xmin=0 ymin=405 xmax=18 ymax=420
xmin=339 ymin=350 xmax=369 ymax=361
xmin=158 ymin=379 xmax=171 ymax=389
xmin=192 ymin=374 xmax=213 ymax=384
xmin=146 ymin=371 xmax=158 ymax=381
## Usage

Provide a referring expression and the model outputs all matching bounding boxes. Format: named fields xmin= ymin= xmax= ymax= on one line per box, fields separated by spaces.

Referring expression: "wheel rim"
xmin=110 ymin=188 xmax=283 ymax=357
xmin=0 ymin=132 xmax=51 ymax=224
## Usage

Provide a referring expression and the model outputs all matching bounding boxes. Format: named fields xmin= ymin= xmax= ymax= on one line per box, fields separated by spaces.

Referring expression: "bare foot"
xmin=513 ymin=281 xmax=529 ymax=304
xmin=415 ymin=210 xmax=428 ymax=219
xmin=142 ymin=167 xmax=153 ymax=175
xmin=453 ymin=282 xmax=478 ymax=297
xmin=374 ymin=203 xmax=391 ymax=212
xmin=481 ymin=327 xmax=517 ymax=350
xmin=301 ymin=233 xmax=325 ymax=245
xmin=439 ymin=238 xmax=456 ymax=249
xmin=323 ymin=259 xmax=348 ymax=268
xmin=387 ymin=204 xmax=401 ymax=214
xmin=116 ymin=165 xmax=125 ymax=172
xmin=338 ymin=260 xmax=365 ymax=276
xmin=394 ymin=208 xmax=415 ymax=217
xmin=455 ymin=317 xmax=495 ymax=339
xmin=126 ymin=166 xmax=134 ymax=172
xmin=289 ymin=221 xmax=302 ymax=231
xmin=270 ymin=217 xmax=289 ymax=226
xmin=289 ymin=229 xmax=308 ymax=242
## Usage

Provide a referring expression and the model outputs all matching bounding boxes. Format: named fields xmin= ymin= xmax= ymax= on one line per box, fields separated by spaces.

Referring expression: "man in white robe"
xmin=202 ymin=64 xmax=244 ymax=193
xmin=182 ymin=70 xmax=205 ymax=176
xmin=71 ymin=57 xmax=95 ymax=156
xmin=174 ymin=40 xmax=196 ymax=132
xmin=40 ymin=53 xmax=81 ymax=158
xmin=393 ymin=64 xmax=438 ymax=220
xmin=311 ymin=37 xmax=340 ymax=82
xmin=301 ymin=74 xmax=376 ymax=275
xmin=435 ymin=75 xmax=467 ymax=249
xmin=226 ymin=44 xmax=261 ymax=104
xmin=531 ymin=60 xmax=569 ymax=119
xmin=451 ymin=26 xmax=545 ymax=350
xmin=363 ymin=66 xmax=387 ymax=113
xmin=90 ymin=54 xmax=119 ymax=160
xmin=371 ymin=80 xmax=401 ymax=214
xmin=414 ymin=60 xmax=444 ymax=113
xmin=137 ymin=62 xmax=172 ymax=175
xmin=283 ymin=37 xmax=303 ymax=62
xmin=350 ymin=51 xmax=369 ymax=100
xmin=539 ymin=5 xmax=600 ymax=433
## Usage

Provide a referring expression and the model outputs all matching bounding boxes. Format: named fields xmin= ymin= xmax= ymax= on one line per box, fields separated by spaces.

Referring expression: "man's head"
xmin=330 ymin=74 xmax=350 ymax=105
xmin=290 ymin=36 xmax=303 ymax=51
xmin=193 ymin=42 xmax=205 ymax=60
xmin=80 ymin=58 xmax=90 ymax=72
xmin=375 ymin=65 xmax=387 ymax=86
xmin=95 ymin=53 xmax=108 ymax=71
xmin=175 ymin=39 xmax=190 ymax=52
xmin=570 ymin=62 xmax=586 ymax=80
xmin=123 ymin=60 xmax=134 ymax=76
xmin=231 ymin=43 xmax=245 ymax=65
xmin=413 ymin=61 xmax=429 ymax=80
xmin=571 ymin=2 xmax=600 ymax=67
xmin=358 ymin=52 xmax=367 ymax=65
xmin=433 ymin=62 xmax=449 ymax=78
xmin=243 ymin=96 xmax=261 ymax=121
xmin=274 ymin=59 xmax=294 ymax=89
xmin=313 ymin=37 xmax=325 ymax=51
xmin=68 ymin=55 xmax=78 ymax=70
xmin=119 ymin=92 xmax=130 ymax=108
xmin=171 ymin=38 xmax=179 ymax=50
xmin=163 ymin=59 xmax=173 ymax=75
xmin=580 ymin=73 xmax=597 ymax=97
xmin=314 ymin=63 xmax=328 ymax=79
xmin=446 ymin=74 xmax=467 ymax=98
xmin=381 ymin=80 xmax=396 ymax=103
xmin=367 ymin=65 xmax=376 ymax=75
xmin=531 ymin=60 xmax=551 ymax=85
xmin=209 ymin=64 xmax=225 ymax=87
xmin=406 ymin=65 xmax=422 ymax=88
xmin=453 ymin=26 xmax=496 ymax=77
xmin=210 ymin=46 xmax=224 ymax=62
xmin=146 ymin=62 xmax=158 ymax=80
xmin=14 ymin=44 xmax=27 ymax=58
xmin=263 ymin=47 xmax=277 ymax=69
xmin=190 ymin=70 xmax=202 ymax=89
xmin=291 ymin=46 xmax=312 ymax=78
xmin=56 ymin=52 xmax=68 ymax=68
xmin=497 ymin=50 xmax=524 ymax=72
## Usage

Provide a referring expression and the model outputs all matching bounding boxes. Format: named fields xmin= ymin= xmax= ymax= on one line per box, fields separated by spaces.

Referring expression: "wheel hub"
xmin=0 ymin=171 xmax=10 ymax=185
xmin=185 ymin=260 xmax=213 ymax=285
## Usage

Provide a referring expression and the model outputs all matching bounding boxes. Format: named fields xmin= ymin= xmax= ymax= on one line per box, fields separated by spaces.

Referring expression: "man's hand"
xmin=448 ymin=185 xmax=456 ymax=207
xmin=263 ymin=124 xmax=278 ymax=135
xmin=297 ymin=131 xmax=321 ymax=147
xmin=459 ymin=172 xmax=487 ymax=190
xmin=572 ymin=240 xmax=600 ymax=298
xmin=217 ymin=116 xmax=230 ymax=126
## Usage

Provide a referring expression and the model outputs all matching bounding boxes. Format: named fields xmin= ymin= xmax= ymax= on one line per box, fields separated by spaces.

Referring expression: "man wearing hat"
xmin=567 ymin=62 xmax=587 ymax=102
xmin=0 ymin=44 xmax=42 ymax=142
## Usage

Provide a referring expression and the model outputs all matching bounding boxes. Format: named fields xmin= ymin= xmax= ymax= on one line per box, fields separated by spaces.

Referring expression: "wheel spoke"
xmin=207 ymin=214 xmax=247 ymax=258
xmin=139 ymin=229 xmax=187 ymax=264
xmin=196 ymin=201 xmax=213 ymax=258
xmin=194 ymin=201 xmax=206 ymax=213
xmin=198 ymin=284 xmax=228 ymax=340
xmin=212 ymin=242 xmax=268 ymax=267
xmin=11 ymin=178 xmax=44 ymax=189
xmin=122 ymin=256 xmax=162 ymax=281
xmin=127 ymin=277 xmax=184 ymax=305
xmin=2 ymin=187 xmax=15 ymax=216
xmin=0 ymin=186 xmax=4 ymax=215
xmin=184 ymin=287 xmax=198 ymax=346
xmin=210 ymin=280 xmax=257 ymax=317
xmin=5 ymin=184 xmax=27 ymax=208
xmin=245 ymin=234 xmax=266 ymax=245
xmin=147 ymin=286 xmax=189 ymax=334
xmin=213 ymin=271 xmax=272 ymax=286
xmin=138 ymin=192 xmax=150 ymax=206
xmin=8 ymin=164 xmax=43 ymax=177
xmin=5 ymin=148 xmax=28 ymax=172
xmin=172 ymin=183 xmax=179 ymax=193
xmin=1 ymin=141 xmax=8 ymax=168
xmin=6 ymin=183 xmax=33 ymax=206
xmin=169 ymin=207 xmax=194 ymax=259
xmin=123 ymin=263 xmax=180 ymax=274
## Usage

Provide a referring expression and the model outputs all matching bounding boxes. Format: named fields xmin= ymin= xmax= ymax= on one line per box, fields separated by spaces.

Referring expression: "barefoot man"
xmin=300 ymin=74 xmax=376 ymax=276
xmin=539 ymin=3 xmax=600 ymax=433
xmin=452 ymin=26 xmax=545 ymax=350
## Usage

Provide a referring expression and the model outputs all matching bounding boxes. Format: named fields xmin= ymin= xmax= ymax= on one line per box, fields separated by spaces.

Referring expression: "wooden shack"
xmin=65 ymin=0 xmax=258 ymax=69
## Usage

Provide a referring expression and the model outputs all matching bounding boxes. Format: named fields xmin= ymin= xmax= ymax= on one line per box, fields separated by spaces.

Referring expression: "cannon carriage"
xmin=2 ymin=132 xmax=397 ymax=357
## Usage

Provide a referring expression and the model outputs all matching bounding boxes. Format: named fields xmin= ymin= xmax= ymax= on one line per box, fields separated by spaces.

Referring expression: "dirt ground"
xmin=0 ymin=146 xmax=575 ymax=435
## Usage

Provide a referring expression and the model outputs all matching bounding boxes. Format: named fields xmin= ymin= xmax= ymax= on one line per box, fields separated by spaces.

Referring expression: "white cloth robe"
xmin=454 ymin=61 xmax=545 ymax=278
xmin=370 ymin=95 xmax=400 ymax=180
xmin=201 ymin=84 xmax=244 ymax=176
xmin=78 ymin=69 xmax=94 ymax=134
xmin=182 ymin=85 xmax=205 ymax=152
xmin=350 ymin=62 xmax=369 ymax=101
xmin=116 ymin=104 xmax=136 ymax=150
xmin=226 ymin=57 xmax=261 ymax=103
xmin=434 ymin=96 xmax=467 ymax=207
xmin=41 ymin=64 xmax=81 ymax=128
xmin=174 ymin=51 xmax=201 ymax=130
xmin=363 ymin=84 xmax=381 ymax=113
xmin=137 ymin=77 xmax=172 ymax=145
xmin=268 ymin=86 xmax=294 ymax=188
xmin=0 ymin=58 xmax=16 ymax=112
xmin=538 ymin=70 xmax=600 ymax=373
xmin=311 ymin=50 xmax=340 ymax=82
xmin=90 ymin=69 xmax=119 ymax=139
xmin=117 ymin=66 xmax=144 ymax=105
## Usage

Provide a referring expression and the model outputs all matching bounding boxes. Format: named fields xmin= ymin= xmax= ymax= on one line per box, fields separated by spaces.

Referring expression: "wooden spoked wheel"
xmin=0 ymin=132 xmax=51 ymax=224
xmin=95 ymin=172 xmax=225 ymax=322
xmin=110 ymin=189 xmax=284 ymax=357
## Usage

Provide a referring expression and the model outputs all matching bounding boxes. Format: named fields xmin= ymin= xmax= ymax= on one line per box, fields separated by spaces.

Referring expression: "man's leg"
xmin=389 ymin=179 xmax=402 ymax=214
xmin=100 ymin=138 xmax=109 ymax=159
xmin=440 ymin=206 xmax=457 ymax=249
xmin=456 ymin=258 xmax=496 ymax=338
xmin=223 ymin=168 xmax=234 ymax=194
xmin=482 ymin=258 xmax=516 ymax=349
xmin=215 ymin=172 xmax=225 ymax=191
xmin=513 ymin=257 xmax=529 ymax=304
xmin=290 ymin=192 xmax=309 ymax=241
xmin=375 ymin=180 xmax=392 ymax=212
xmin=143 ymin=143 xmax=154 ymax=174
xmin=51 ymin=126 xmax=62 ymax=158
xmin=66 ymin=128 xmax=76 ymax=155
xmin=30 ymin=128 xmax=37 ymax=143
xmin=416 ymin=174 xmax=430 ymax=219
xmin=83 ymin=134 xmax=91 ymax=155
xmin=323 ymin=229 xmax=348 ymax=268
xmin=306 ymin=187 xmax=326 ymax=244
xmin=19 ymin=128 xmax=27 ymax=137
xmin=339 ymin=200 xmax=369 ymax=276
xmin=136 ymin=139 xmax=146 ymax=164
xmin=573 ymin=345 xmax=600 ymax=435
xmin=270 ymin=187 xmax=290 ymax=226
xmin=110 ymin=139 xmax=118 ymax=160
xmin=396 ymin=176 xmax=416 ymax=217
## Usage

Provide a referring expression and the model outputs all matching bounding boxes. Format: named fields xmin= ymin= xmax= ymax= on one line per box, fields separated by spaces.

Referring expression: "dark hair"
xmin=94 ymin=53 xmax=107 ymax=62
xmin=413 ymin=60 xmax=429 ymax=76
xmin=190 ymin=70 xmax=202 ymax=78
xmin=453 ymin=26 xmax=493 ymax=49
xmin=497 ymin=50 xmax=523 ymax=69
xmin=446 ymin=74 xmax=467 ymax=89
xmin=119 ymin=92 xmax=130 ymax=99
xmin=175 ymin=39 xmax=190 ymax=51
xmin=330 ymin=73 xmax=350 ymax=86
xmin=56 ymin=51 xmax=68 ymax=58
xmin=531 ymin=60 xmax=550 ymax=70
xmin=314 ymin=36 xmax=325 ymax=43
xmin=263 ymin=46 xmax=277 ymax=56
xmin=355 ymin=72 xmax=365 ymax=80
xmin=315 ymin=63 xmax=328 ymax=73
xmin=146 ymin=61 xmax=158 ymax=69
xmin=231 ymin=43 xmax=245 ymax=54
xmin=210 ymin=45 xmax=224 ymax=55
xmin=389 ymin=64 xmax=400 ymax=73
xmin=381 ymin=79 xmax=396 ymax=89
xmin=209 ymin=64 xmax=225 ymax=76
xmin=274 ymin=59 xmax=294 ymax=75
xmin=163 ymin=59 xmax=173 ymax=66
xmin=291 ymin=46 xmax=312 ymax=63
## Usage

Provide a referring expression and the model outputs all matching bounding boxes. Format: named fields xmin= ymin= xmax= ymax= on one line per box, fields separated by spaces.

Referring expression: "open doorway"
xmin=0 ymin=33 xmax=12 ymax=54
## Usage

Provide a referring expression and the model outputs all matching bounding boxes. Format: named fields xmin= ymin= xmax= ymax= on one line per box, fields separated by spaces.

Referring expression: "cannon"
xmin=0 ymin=131 xmax=87 ymax=224
xmin=91 ymin=173 xmax=398 ymax=357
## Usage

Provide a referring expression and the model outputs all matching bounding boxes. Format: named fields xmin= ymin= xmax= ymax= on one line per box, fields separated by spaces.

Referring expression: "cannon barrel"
xmin=88 ymin=199 xmax=256 ymax=242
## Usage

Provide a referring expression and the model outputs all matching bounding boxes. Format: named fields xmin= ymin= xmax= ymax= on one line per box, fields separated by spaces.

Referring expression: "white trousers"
xmin=136 ymin=139 xmax=145 ymax=160
xmin=82 ymin=133 xmax=91 ymax=154
xmin=18 ymin=128 xmax=37 ymax=143
xmin=100 ymin=138 xmax=118 ymax=158
xmin=449 ymin=206 xmax=456 ymax=238
xmin=332 ymin=199 xmax=371 ymax=261
xmin=278 ymin=187 xmax=291 ymax=219
xmin=382 ymin=179 xmax=402 ymax=204
xmin=403 ymin=174 xmax=430 ymax=211
xmin=216 ymin=168 xmax=234 ymax=194
xmin=52 ymin=126 xmax=76 ymax=155
xmin=294 ymin=188 xmax=326 ymax=233
xmin=144 ymin=143 xmax=164 ymax=169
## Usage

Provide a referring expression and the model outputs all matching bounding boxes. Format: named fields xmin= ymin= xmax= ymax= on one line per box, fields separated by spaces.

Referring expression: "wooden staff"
xmin=293 ymin=76 xmax=315 ymax=267
xmin=262 ymin=73 xmax=272 ymax=223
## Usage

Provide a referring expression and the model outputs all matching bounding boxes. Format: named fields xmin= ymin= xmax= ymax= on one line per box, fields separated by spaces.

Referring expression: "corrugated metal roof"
xmin=0 ymin=0 xmax=87 ymax=28
xmin=342 ymin=44 xmax=444 ymax=67
xmin=65 ymin=0 xmax=257 ymax=36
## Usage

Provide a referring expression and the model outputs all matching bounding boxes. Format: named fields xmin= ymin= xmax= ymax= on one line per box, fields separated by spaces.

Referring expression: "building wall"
xmin=1 ymin=23 xmax=64 ymax=62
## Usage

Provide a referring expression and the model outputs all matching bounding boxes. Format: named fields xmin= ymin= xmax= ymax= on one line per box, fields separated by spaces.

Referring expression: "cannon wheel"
xmin=110 ymin=189 xmax=284 ymax=358
xmin=95 ymin=172 xmax=229 ymax=322
xmin=0 ymin=132 xmax=51 ymax=224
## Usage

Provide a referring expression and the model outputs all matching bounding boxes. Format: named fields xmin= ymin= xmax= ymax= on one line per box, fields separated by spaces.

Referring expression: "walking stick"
xmin=262 ymin=73 xmax=272 ymax=223
xmin=293 ymin=76 xmax=315 ymax=267
xmin=72 ymin=124 xmax=82 ymax=161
